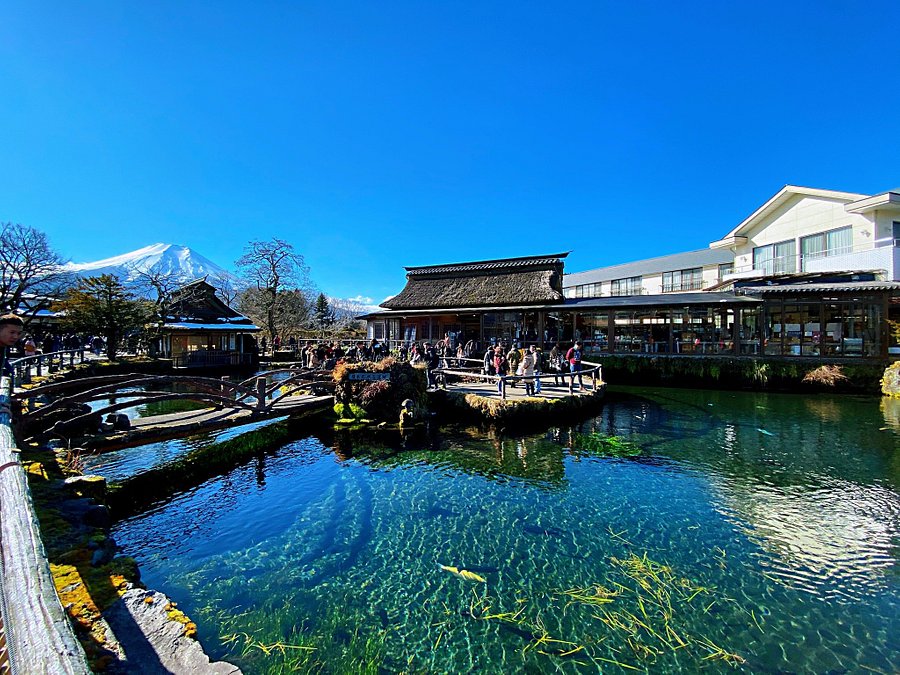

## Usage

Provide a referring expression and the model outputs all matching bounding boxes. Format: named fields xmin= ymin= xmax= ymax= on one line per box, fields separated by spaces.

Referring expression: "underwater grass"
xmin=572 ymin=432 xmax=641 ymax=457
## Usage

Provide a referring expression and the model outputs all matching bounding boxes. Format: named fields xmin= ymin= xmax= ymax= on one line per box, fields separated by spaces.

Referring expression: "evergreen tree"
xmin=55 ymin=274 xmax=149 ymax=360
xmin=313 ymin=293 xmax=335 ymax=336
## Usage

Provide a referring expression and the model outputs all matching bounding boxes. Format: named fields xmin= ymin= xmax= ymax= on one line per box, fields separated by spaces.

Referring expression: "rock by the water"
xmin=882 ymin=362 xmax=900 ymax=397
xmin=64 ymin=474 xmax=107 ymax=501
xmin=103 ymin=586 xmax=241 ymax=674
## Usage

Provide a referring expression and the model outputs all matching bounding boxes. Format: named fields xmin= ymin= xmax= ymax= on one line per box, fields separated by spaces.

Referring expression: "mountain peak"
xmin=66 ymin=243 xmax=236 ymax=288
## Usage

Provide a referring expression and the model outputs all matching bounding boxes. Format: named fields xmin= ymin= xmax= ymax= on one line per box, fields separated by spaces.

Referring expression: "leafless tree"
xmin=0 ymin=222 xmax=73 ymax=322
xmin=126 ymin=265 xmax=209 ymax=355
xmin=235 ymin=239 xmax=313 ymax=340
xmin=209 ymin=272 xmax=241 ymax=307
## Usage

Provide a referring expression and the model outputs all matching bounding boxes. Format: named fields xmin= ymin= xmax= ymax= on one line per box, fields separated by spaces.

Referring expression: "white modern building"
xmin=563 ymin=248 xmax=734 ymax=298
xmin=710 ymin=185 xmax=900 ymax=282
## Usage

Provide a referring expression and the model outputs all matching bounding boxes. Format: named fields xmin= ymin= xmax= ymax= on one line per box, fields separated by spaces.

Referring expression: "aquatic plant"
xmin=572 ymin=433 xmax=641 ymax=457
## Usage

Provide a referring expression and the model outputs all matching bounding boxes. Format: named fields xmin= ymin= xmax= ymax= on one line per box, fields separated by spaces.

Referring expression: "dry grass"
xmin=802 ymin=365 xmax=849 ymax=387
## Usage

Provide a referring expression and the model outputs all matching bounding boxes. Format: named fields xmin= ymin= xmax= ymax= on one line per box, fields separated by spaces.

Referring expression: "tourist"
xmin=506 ymin=345 xmax=521 ymax=388
xmin=521 ymin=347 xmax=535 ymax=396
xmin=0 ymin=314 xmax=24 ymax=378
xmin=423 ymin=342 xmax=439 ymax=388
xmin=548 ymin=345 xmax=562 ymax=385
xmin=456 ymin=342 xmax=465 ymax=367
xmin=23 ymin=337 xmax=37 ymax=357
xmin=566 ymin=341 xmax=584 ymax=393
xmin=530 ymin=345 xmax=543 ymax=394
xmin=493 ymin=346 xmax=508 ymax=394
xmin=483 ymin=345 xmax=495 ymax=375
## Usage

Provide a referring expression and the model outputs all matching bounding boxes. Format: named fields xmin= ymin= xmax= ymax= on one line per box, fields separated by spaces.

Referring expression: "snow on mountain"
xmin=66 ymin=243 xmax=238 ymax=288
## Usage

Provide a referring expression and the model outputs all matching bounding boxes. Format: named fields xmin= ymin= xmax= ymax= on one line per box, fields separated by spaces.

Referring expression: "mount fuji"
xmin=66 ymin=243 xmax=237 ymax=287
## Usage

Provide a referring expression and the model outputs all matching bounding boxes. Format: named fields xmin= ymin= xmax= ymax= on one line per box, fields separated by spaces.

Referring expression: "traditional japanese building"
xmin=156 ymin=279 xmax=260 ymax=368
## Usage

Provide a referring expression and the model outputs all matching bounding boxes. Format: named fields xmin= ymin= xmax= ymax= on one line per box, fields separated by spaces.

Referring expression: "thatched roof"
xmin=381 ymin=253 xmax=568 ymax=310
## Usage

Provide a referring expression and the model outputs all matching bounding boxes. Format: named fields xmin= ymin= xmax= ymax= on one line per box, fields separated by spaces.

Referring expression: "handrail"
xmin=431 ymin=360 xmax=603 ymax=400
xmin=0 ymin=375 xmax=91 ymax=673
xmin=8 ymin=349 xmax=88 ymax=383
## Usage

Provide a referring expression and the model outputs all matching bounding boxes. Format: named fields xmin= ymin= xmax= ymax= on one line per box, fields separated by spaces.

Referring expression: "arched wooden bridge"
xmin=14 ymin=368 xmax=335 ymax=449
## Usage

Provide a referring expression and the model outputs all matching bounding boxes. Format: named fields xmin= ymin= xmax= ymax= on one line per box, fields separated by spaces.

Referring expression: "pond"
xmin=111 ymin=387 xmax=899 ymax=673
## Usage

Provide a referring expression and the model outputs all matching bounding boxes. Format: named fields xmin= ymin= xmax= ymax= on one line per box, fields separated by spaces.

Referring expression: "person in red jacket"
xmin=565 ymin=341 xmax=584 ymax=394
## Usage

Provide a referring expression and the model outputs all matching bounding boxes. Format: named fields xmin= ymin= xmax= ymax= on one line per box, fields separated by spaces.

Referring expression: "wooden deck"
xmin=82 ymin=393 xmax=334 ymax=451
xmin=439 ymin=379 xmax=601 ymax=400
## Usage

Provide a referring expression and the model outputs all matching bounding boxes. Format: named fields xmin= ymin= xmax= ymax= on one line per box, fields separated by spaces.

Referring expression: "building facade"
xmin=157 ymin=280 xmax=260 ymax=368
xmin=366 ymin=186 xmax=900 ymax=360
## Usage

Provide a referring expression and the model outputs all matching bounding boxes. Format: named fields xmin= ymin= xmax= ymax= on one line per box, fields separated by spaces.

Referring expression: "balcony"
xmin=724 ymin=238 xmax=898 ymax=281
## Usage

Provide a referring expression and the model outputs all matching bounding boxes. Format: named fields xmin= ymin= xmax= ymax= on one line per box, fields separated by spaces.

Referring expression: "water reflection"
xmin=109 ymin=387 xmax=899 ymax=674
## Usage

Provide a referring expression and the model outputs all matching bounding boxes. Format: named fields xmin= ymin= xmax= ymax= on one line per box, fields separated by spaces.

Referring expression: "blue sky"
xmin=2 ymin=1 xmax=898 ymax=304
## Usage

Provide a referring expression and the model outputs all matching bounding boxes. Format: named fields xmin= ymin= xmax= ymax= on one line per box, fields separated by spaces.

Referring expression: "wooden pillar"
xmin=732 ymin=307 xmax=741 ymax=355
xmin=256 ymin=377 xmax=267 ymax=412
xmin=608 ymin=312 xmax=616 ymax=353
xmin=538 ymin=311 xmax=545 ymax=349
xmin=500 ymin=376 xmax=506 ymax=401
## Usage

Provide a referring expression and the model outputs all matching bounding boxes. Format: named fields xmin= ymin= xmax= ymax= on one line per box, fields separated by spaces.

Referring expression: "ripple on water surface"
xmin=111 ymin=387 xmax=900 ymax=674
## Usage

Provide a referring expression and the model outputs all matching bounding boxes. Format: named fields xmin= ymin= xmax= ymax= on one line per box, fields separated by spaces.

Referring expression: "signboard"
xmin=348 ymin=372 xmax=391 ymax=381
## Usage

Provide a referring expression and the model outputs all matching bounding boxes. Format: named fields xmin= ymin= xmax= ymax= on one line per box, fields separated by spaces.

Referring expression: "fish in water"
xmin=426 ymin=505 xmax=456 ymax=518
xmin=756 ymin=428 xmax=774 ymax=436
xmin=438 ymin=564 xmax=486 ymax=583
xmin=523 ymin=524 xmax=565 ymax=538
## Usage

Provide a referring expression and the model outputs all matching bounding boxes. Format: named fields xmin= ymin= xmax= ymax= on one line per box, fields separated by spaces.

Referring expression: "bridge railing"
xmin=8 ymin=349 xmax=88 ymax=383
xmin=0 ymin=375 xmax=91 ymax=673
xmin=431 ymin=357 xmax=603 ymax=400
xmin=13 ymin=368 xmax=335 ymax=442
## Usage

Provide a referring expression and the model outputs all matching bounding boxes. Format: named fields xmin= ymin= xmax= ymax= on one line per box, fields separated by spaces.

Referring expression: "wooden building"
xmin=158 ymin=280 xmax=260 ymax=368
xmin=364 ymin=254 xmax=897 ymax=359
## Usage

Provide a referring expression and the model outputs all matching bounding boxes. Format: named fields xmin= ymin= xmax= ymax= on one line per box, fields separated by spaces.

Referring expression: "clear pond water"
xmin=111 ymin=387 xmax=900 ymax=673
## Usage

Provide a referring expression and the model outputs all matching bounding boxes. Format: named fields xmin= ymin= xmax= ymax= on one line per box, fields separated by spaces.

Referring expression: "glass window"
xmin=663 ymin=268 xmax=702 ymax=292
xmin=718 ymin=262 xmax=734 ymax=279
xmin=753 ymin=240 xmax=796 ymax=275
xmin=800 ymin=227 xmax=852 ymax=269
xmin=611 ymin=276 xmax=642 ymax=296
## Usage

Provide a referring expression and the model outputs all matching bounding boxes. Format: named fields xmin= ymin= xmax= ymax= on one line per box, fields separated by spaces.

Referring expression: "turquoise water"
xmin=111 ymin=388 xmax=900 ymax=673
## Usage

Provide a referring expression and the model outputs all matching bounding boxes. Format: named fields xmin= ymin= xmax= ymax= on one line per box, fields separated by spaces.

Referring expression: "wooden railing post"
xmin=500 ymin=376 xmax=506 ymax=401
xmin=592 ymin=368 xmax=597 ymax=390
xmin=36 ymin=355 xmax=43 ymax=377
xmin=256 ymin=377 xmax=267 ymax=412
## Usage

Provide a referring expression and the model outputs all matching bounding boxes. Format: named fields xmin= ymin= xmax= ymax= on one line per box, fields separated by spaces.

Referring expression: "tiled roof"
xmin=740 ymin=281 xmax=900 ymax=294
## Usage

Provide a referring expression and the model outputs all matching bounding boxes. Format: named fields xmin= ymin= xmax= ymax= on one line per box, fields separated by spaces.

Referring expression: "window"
xmin=718 ymin=262 xmax=734 ymax=279
xmin=662 ymin=268 xmax=702 ymax=292
xmin=800 ymin=227 xmax=852 ymax=269
xmin=753 ymin=239 xmax=796 ymax=275
xmin=611 ymin=276 xmax=642 ymax=296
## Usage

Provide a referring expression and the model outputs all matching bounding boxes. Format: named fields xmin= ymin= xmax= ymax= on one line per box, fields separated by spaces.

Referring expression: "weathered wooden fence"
xmin=432 ymin=357 xmax=603 ymax=400
xmin=0 ymin=375 xmax=91 ymax=673
xmin=14 ymin=369 xmax=335 ymax=442
xmin=8 ymin=349 xmax=88 ymax=384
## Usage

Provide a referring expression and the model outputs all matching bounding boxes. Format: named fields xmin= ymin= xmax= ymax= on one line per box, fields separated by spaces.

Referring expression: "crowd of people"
xmin=270 ymin=333 xmax=589 ymax=395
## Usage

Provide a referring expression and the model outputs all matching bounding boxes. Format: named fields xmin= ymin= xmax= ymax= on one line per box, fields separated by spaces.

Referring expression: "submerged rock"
xmin=103 ymin=586 xmax=241 ymax=674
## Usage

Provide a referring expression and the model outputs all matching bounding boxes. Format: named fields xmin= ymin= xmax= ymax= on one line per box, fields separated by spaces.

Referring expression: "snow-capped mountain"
xmin=66 ymin=243 xmax=237 ymax=287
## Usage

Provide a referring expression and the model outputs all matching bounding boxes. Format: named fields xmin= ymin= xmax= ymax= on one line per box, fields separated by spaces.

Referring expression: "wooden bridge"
xmin=14 ymin=368 xmax=335 ymax=450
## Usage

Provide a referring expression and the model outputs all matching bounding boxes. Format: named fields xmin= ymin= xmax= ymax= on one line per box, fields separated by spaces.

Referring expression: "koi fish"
xmin=438 ymin=564 xmax=486 ymax=583
xmin=756 ymin=428 xmax=774 ymax=436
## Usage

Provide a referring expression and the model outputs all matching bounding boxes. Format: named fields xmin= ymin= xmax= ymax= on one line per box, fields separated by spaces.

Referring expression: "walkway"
xmin=81 ymin=393 xmax=334 ymax=451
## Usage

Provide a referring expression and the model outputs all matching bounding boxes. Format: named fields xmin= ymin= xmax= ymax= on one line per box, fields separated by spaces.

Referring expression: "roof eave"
xmin=845 ymin=191 xmax=900 ymax=214
xmin=709 ymin=236 xmax=748 ymax=250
